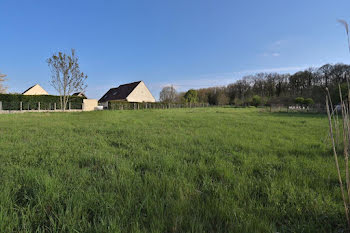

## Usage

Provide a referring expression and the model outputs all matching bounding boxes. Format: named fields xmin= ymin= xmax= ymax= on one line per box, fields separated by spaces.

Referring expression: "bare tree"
xmin=0 ymin=71 xmax=7 ymax=93
xmin=47 ymin=49 xmax=87 ymax=110
xmin=159 ymin=85 xmax=177 ymax=103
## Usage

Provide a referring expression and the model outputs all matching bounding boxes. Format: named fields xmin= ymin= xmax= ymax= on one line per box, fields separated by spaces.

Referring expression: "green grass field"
xmin=0 ymin=108 xmax=345 ymax=232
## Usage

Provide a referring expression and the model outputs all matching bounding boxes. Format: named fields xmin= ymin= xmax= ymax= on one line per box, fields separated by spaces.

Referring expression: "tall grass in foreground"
xmin=326 ymin=19 xmax=350 ymax=231
xmin=326 ymin=90 xmax=350 ymax=230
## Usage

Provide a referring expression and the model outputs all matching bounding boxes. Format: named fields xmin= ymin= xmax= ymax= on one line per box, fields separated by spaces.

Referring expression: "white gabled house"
xmin=99 ymin=81 xmax=155 ymax=107
xmin=22 ymin=84 xmax=48 ymax=95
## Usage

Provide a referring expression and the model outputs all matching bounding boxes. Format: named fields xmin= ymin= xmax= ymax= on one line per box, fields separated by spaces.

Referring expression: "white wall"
xmin=82 ymin=99 xmax=98 ymax=111
xmin=23 ymin=84 xmax=49 ymax=95
xmin=126 ymin=81 xmax=156 ymax=103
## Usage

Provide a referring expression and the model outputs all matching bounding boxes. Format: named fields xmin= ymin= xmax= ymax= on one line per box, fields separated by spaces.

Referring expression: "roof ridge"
xmin=99 ymin=81 xmax=142 ymax=102
xmin=22 ymin=84 xmax=39 ymax=94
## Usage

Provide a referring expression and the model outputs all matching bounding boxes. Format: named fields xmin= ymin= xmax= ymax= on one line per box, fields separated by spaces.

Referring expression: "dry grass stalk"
xmin=326 ymin=95 xmax=350 ymax=229
xmin=338 ymin=19 xmax=350 ymax=53
xmin=326 ymin=87 xmax=341 ymax=146
xmin=326 ymin=19 xmax=350 ymax=231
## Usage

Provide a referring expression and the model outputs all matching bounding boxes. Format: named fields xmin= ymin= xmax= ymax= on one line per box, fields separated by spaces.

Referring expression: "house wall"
xmin=126 ymin=82 xmax=156 ymax=103
xmin=23 ymin=85 xmax=49 ymax=95
xmin=82 ymin=99 xmax=98 ymax=111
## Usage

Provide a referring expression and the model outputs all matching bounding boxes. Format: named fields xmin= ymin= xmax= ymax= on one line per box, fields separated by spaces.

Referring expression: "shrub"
xmin=294 ymin=97 xmax=304 ymax=106
xmin=251 ymin=95 xmax=262 ymax=107
xmin=184 ymin=89 xmax=198 ymax=103
xmin=0 ymin=94 xmax=84 ymax=110
xmin=108 ymin=101 xmax=208 ymax=110
xmin=303 ymin=98 xmax=314 ymax=106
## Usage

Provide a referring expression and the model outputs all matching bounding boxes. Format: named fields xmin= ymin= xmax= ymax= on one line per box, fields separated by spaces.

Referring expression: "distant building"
xmin=22 ymin=84 xmax=48 ymax=95
xmin=72 ymin=92 xmax=87 ymax=98
xmin=99 ymin=81 xmax=155 ymax=107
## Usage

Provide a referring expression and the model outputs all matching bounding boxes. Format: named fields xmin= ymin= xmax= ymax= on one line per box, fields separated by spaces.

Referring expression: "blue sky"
xmin=1 ymin=0 xmax=350 ymax=99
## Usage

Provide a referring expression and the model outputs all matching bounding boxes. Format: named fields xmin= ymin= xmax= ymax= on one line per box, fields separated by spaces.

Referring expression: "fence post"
xmin=20 ymin=102 xmax=22 ymax=111
xmin=38 ymin=102 xmax=40 ymax=111
xmin=54 ymin=103 xmax=56 ymax=111
xmin=0 ymin=101 xmax=2 ymax=111
xmin=137 ymin=103 xmax=139 ymax=110
xmin=69 ymin=102 xmax=71 ymax=110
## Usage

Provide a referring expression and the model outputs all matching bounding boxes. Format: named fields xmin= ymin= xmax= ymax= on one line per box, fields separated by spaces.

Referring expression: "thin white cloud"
xmin=273 ymin=40 xmax=283 ymax=46
xmin=270 ymin=39 xmax=288 ymax=49
xmin=260 ymin=52 xmax=280 ymax=57
xmin=260 ymin=39 xmax=288 ymax=58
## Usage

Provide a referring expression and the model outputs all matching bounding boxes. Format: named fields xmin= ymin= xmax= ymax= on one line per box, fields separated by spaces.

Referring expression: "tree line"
xmin=160 ymin=63 xmax=350 ymax=106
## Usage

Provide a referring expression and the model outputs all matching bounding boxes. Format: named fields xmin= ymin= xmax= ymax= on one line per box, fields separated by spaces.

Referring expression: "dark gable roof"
xmin=22 ymin=84 xmax=37 ymax=94
xmin=72 ymin=92 xmax=87 ymax=98
xmin=99 ymin=81 xmax=141 ymax=102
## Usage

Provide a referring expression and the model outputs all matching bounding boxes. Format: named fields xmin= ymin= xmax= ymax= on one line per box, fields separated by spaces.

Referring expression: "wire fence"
xmin=0 ymin=100 xmax=327 ymax=114
xmin=108 ymin=102 xmax=210 ymax=110
xmin=264 ymin=104 xmax=326 ymax=113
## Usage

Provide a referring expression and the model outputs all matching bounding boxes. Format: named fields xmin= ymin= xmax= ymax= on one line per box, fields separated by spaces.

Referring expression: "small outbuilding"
xmin=72 ymin=92 xmax=87 ymax=98
xmin=99 ymin=81 xmax=155 ymax=107
xmin=22 ymin=84 xmax=48 ymax=95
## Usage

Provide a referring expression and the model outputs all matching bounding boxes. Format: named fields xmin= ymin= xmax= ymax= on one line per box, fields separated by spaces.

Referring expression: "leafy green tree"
xmin=251 ymin=95 xmax=262 ymax=107
xmin=303 ymin=98 xmax=314 ymax=107
xmin=184 ymin=89 xmax=198 ymax=103
xmin=294 ymin=97 xmax=304 ymax=107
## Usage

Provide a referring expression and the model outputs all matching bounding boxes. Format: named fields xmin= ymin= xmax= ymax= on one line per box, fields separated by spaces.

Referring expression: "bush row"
xmin=108 ymin=101 xmax=209 ymax=110
xmin=0 ymin=94 xmax=84 ymax=110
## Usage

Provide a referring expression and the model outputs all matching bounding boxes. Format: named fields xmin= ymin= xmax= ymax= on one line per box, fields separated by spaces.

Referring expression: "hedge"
xmin=108 ymin=100 xmax=209 ymax=110
xmin=0 ymin=94 xmax=84 ymax=110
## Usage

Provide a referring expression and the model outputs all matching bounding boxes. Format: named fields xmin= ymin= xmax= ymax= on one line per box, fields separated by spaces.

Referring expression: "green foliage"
xmin=182 ymin=63 xmax=350 ymax=106
xmin=109 ymin=101 xmax=164 ymax=110
xmin=294 ymin=97 xmax=314 ymax=107
xmin=251 ymin=95 xmax=262 ymax=107
xmin=108 ymin=101 xmax=207 ymax=110
xmin=303 ymin=98 xmax=314 ymax=106
xmin=295 ymin=97 xmax=305 ymax=106
xmin=0 ymin=94 xmax=84 ymax=110
xmin=0 ymin=108 xmax=345 ymax=232
xmin=330 ymin=83 xmax=348 ymax=104
xmin=184 ymin=89 xmax=198 ymax=103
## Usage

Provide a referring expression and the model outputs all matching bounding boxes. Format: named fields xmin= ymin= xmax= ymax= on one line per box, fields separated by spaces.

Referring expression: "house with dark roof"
xmin=72 ymin=92 xmax=87 ymax=98
xmin=22 ymin=84 xmax=48 ymax=95
xmin=99 ymin=81 xmax=155 ymax=107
